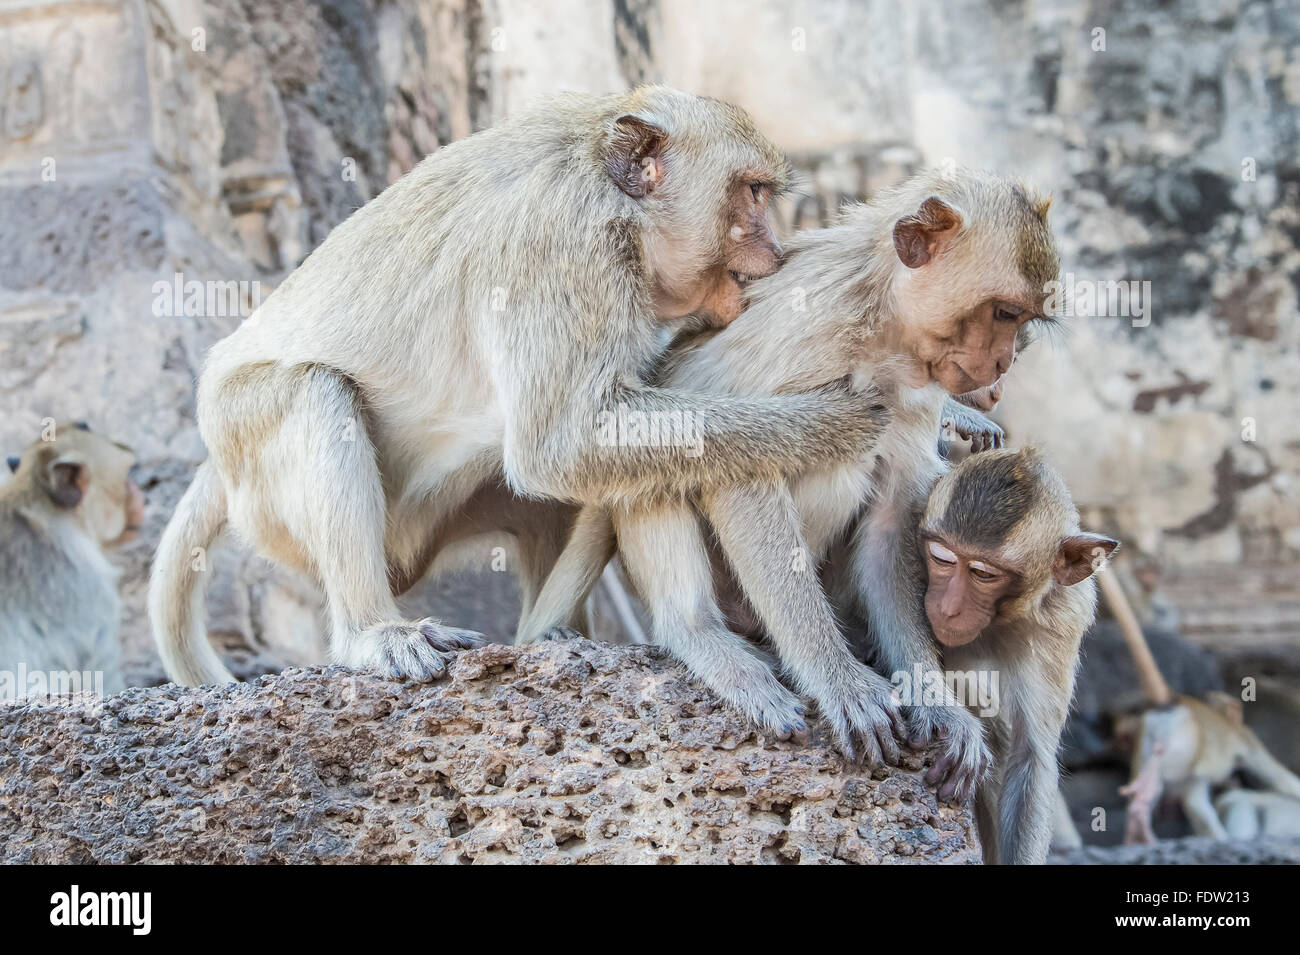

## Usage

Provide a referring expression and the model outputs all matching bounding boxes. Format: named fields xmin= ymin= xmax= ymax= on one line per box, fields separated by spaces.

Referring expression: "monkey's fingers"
xmin=539 ymin=625 xmax=585 ymax=642
xmin=827 ymin=714 xmax=859 ymax=764
xmin=866 ymin=698 xmax=905 ymax=765
xmin=873 ymin=721 xmax=902 ymax=766
xmin=440 ymin=627 xmax=488 ymax=650
xmin=788 ymin=723 xmax=810 ymax=746
xmin=904 ymin=709 xmax=940 ymax=749
xmin=925 ymin=753 xmax=956 ymax=787
xmin=855 ymin=730 xmax=885 ymax=769
xmin=416 ymin=620 xmax=486 ymax=652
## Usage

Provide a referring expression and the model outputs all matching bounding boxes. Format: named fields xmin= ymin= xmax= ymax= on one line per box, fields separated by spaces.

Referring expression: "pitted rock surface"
xmin=0 ymin=639 xmax=977 ymax=864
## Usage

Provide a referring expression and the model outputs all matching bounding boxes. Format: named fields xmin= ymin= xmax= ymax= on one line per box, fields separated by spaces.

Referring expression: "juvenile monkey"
xmin=521 ymin=168 xmax=1060 ymax=769
xmin=1 ymin=423 xmax=143 ymax=698
xmin=150 ymin=88 xmax=889 ymax=686
xmin=906 ymin=447 xmax=1118 ymax=864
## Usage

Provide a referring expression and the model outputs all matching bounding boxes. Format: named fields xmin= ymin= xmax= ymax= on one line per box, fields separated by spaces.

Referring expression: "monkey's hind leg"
xmin=228 ymin=364 xmax=483 ymax=680
xmin=1240 ymin=741 xmax=1300 ymax=800
xmin=617 ymin=504 xmax=806 ymax=738
xmin=516 ymin=506 xmax=616 ymax=645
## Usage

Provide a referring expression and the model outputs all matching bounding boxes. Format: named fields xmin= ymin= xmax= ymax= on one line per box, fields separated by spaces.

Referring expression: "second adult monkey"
xmin=521 ymin=168 xmax=1060 ymax=770
xmin=150 ymin=88 xmax=888 ymax=686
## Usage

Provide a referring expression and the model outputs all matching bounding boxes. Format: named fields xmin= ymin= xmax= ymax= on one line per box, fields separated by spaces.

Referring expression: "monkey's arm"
xmin=996 ymin=664 xmax=1069 ymax=865
xmin=703 ymin=480 xmax=904 ymax=763
xmin=614 ymin=499 xmax=806 ymax=735
xmin=940 ymin=397 xmax=1004 ymax=453
xmin=830 ymin=483 xmax=990 ymax=800
xmin=1239 ymin=738 xmax=1300 ymax=799
xmin=501 ymin=365 xmax=890 ymax=506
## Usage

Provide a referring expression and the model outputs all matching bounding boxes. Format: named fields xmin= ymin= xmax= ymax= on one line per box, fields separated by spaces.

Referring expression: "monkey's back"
xmin=0 ymin=509 xmax=122 ymax=687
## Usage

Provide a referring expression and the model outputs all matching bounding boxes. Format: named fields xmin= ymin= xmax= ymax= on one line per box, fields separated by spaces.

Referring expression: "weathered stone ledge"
xmin=0 ymin=639 xmax=977 ymax=864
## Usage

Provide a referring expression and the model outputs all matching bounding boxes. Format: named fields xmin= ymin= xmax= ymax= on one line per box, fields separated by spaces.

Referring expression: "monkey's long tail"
xmin=148 ymin=461 xmax=236 ymax=685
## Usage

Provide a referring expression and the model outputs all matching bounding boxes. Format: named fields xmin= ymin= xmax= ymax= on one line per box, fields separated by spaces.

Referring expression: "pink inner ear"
xmin=893 ymin=220 xmax=934 ymax=268
xmin=918 ymin=196 xmax=962 ymax=234
xmin=1054 ymin=535 xmax=1119 ymax=586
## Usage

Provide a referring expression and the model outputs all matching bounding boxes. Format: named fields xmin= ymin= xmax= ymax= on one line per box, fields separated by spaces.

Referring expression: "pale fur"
xmin=151 ymin=87 xmax=884 ymax=685
xmin=523 ymin=168 xmax=1055 ymax=763
xmin=0 ymin=426 xmax=137 ymax=697
xmin=901 ymin=446 xmax=1116 ymax=864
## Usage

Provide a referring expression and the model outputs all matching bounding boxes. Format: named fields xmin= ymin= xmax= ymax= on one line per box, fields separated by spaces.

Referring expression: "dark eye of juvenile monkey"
xmin=750 ymin=182 xmax=764 ymax=203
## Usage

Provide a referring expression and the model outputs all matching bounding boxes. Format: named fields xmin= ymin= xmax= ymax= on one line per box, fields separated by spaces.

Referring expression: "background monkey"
xmin=903 ymin=447 xmax=1118 ymax=864
xmin=1 ymin=423 xmax=143 ymax=698
xmin=1120 ymin=693 xmax=1300 ymax=842
xmin=1214 ymin=789 xmax=1300 ymax=839
xmin=150 ymin=87 xmax=888 ymax=687
xmin=520 ymin=168 xmax=1060 ymax=771
xmin=1100 ymin=569 xmax=1300 ymax=843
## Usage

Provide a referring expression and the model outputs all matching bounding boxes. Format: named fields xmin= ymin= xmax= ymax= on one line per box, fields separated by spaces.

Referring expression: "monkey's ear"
xmin=606 ymin=114 xmax=668 ymax=199
xmin=892 ymin=196 xmax=963 ymax=268
xmin=1053 ymin=534 xmax=1120 ymax=587
xmin=5 ymin=455 xmax=18 ymax=474
xmin=42 ymin=455 xmax=86 ymax=509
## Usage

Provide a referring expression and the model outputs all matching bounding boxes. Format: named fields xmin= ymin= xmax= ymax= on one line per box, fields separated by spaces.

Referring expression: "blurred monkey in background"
xmin=0 ymin=422 xmax=142 ymax=699
xmin=1120 ymin=692 xmax=1300 ymax=842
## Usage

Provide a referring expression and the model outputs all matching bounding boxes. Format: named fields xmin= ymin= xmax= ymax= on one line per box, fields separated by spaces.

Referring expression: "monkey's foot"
xmin=714 ymin=670 xmax=806 ymax=742
xmin=810 ymin=664 xmax=905 ymax=766
xmin=908 ymin=706 xmax=991 ymax=803
xmin=343 ymin=618 xmax=486 ymax=681
xmin=539 ymin=626 xmax=584 ymax=642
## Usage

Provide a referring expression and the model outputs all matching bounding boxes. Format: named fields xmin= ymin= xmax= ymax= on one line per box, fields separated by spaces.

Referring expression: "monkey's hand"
xmin=909 ymin=705 xmax=991 ymax=803
xmin=810 ymin=661 xmax=906 ymax=766
xmin=823 ymin=377 xmax=894 ymax=458
xmin=340 ymin=617 xmax=486 ymax=680
xmin=940 ymin=399 xmax=1004 ymax=453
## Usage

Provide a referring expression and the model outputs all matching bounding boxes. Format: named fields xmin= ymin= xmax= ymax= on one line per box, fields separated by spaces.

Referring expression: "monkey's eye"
xmin=750 ymin=182 xmax=764 ymax=203
xmin=927 ymin=541 xmax=957 ymax=565
xmin=994 ymin=303 xmax=1023 ymax=323
xmin=969 ymin=561 xmax=1002 ymax=581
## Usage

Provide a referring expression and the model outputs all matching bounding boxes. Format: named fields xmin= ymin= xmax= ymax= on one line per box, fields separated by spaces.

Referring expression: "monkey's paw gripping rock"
xmin=0 ymin=638 xmax=978 ymax=864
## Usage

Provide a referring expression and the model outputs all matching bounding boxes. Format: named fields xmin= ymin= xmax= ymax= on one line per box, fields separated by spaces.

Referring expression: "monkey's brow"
xmin=924 ymin=531 xmax=1014 ymax=569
